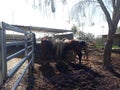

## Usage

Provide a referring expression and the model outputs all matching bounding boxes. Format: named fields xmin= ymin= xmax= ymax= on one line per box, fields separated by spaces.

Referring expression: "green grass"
xmin=95 ymin=45 xmax=120 ymax=49
xmin=95 ymin=45 xmax=104 ymax=49
xmin=112 ymin=45 xmax=120 ymax=49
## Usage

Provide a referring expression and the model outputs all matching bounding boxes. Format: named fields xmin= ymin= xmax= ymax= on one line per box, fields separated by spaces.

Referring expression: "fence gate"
xmin=0 ymin=22 xmax=34 ymax=90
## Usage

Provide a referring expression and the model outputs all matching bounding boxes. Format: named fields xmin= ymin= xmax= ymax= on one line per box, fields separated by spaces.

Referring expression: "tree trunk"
xmin=103 ymin=38 xmax=112 ymax=68
xmin=103 ymin=27 xmax=115 ymax=69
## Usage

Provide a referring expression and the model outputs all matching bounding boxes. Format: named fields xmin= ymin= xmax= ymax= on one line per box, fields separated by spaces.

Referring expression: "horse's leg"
xmin=82 ymin=47 xmax=88 ymax=60
xmin=61 ymin=48 xmax=67 ymax=59
xmin=82 ymin=50 xmax=86 ymax=59
xmin=84 ymin=50 xmax=88 ymax=60
xmin=75 ymin=50 xmax=82 ymax=64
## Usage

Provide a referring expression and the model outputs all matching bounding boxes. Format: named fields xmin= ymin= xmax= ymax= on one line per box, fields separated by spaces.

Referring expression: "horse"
xmin=61 ymin=39 xmax=88 ymax=64
xmin=40 ymin=36 xmax=55 ymax=60
xmin=54 ymin=38 xmax=64 ymax=57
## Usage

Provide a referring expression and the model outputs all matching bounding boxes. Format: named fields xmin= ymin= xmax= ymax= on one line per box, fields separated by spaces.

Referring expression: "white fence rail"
xmin=0 ymin=22 xmax=34 ymax=90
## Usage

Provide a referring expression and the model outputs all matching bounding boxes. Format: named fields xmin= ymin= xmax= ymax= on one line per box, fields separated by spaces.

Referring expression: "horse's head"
xmin=79 ymin=41 xmax=88 ymax=49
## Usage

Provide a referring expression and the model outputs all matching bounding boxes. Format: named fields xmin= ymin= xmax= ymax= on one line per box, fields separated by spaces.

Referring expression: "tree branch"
xmin=114 ymin=10 xmax=120 ymax=27
xmin=112 ymin=0 xmax=115 ymax=9
xmin=97 ymin=0 xmax=112 ymax=26
xmin=112 ymin=0 xmax=120 ymax=26
xmin=116 ymin=0 xmax=120 ymax=9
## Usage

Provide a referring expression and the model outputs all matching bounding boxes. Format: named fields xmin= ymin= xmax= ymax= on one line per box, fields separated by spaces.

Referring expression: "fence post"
xmin=28 ymin=32 xmax=35 ymax=75
xmin=29 ymin=26 xmax=35 ymax=71
xmin=0 ymin=25 xmax=3 ymax=88
xmin=31 ymin=33 xmax=35 ymax=70
xmin=25 ymin=33 xmax=28 ymax=57
xmin=0 ymin=22 xmax=7 ymax=88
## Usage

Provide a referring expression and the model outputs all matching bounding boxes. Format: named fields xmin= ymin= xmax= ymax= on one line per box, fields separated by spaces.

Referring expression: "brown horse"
xmin=61 ymin=39 xmax=88 ymax=63
xmin=40 ymin=36 xmax=55 ymax=60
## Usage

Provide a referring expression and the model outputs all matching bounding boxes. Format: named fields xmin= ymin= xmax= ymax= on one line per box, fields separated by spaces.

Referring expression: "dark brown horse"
xmin=40 ymin=36 xmax=55 ymax=60
xmin=61 ymin=39 xmax=88 ymax=63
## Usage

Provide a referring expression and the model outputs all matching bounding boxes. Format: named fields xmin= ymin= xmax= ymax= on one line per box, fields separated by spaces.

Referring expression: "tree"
xmin=71 ymin=24 xmax=95 ymax=41
xmin=71 ymin=24 xmax=78 ymax=35
xmin=95 ymin=36 xmax=103 ymax=46
xmin=78 ymin=31 xmax=95 ymax=41
xmin=33 ymin=0 xmax=56 ymax=13
xmin=97 ymin=0 xmax=120 ymax=69
xmin=85 ymin=33 xmax=95 ymax=41
xmin=68 ymin=0 xmax=120 ymax=69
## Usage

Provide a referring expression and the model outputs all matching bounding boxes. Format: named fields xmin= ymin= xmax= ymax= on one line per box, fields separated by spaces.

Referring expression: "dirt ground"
xmin=26 ymin=50 xmax=120 ymax=90
xmin=2 ymin=49 xmax=120 ymax=90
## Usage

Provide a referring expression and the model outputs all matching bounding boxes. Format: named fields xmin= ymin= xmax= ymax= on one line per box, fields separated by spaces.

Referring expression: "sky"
xmin=0 ymin=0 xmax=111 ymax=37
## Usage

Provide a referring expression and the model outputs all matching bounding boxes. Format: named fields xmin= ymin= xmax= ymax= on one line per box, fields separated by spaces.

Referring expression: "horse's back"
xmin=41 ymin=38 xmax=55 ymax=60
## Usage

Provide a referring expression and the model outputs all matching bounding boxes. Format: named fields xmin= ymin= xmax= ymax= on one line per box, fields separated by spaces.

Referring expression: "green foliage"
xmin=85 ymin=33 xmax=95 ymax=41
xmin=71 ymin=24 xmax=95 ymax=41
xmin=71 ymin=25 xmax=78 ymax=35
xmin=96 ymin=45 xmax=104 ymax=49
xmin=95 ymin=36 xmax=103 ymax=45
xmin=116 ymin=26 xmax=120 ymax=34
xmin=77 ymin=31 xmax=95 ymax=41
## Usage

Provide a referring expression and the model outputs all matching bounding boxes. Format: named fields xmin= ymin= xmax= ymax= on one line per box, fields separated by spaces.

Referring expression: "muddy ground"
xmin=26 ymin=50 xmax=120 ymax=90
xmin=2 ymin=45 xmax=120 ymax=90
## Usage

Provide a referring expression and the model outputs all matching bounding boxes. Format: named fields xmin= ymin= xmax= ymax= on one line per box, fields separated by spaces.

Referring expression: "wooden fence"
xmin=0 ymin=22 xmax=34 ymax=90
